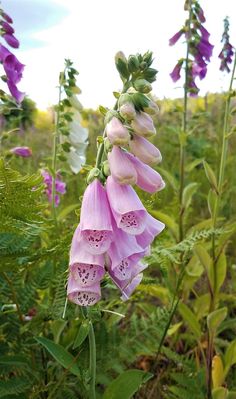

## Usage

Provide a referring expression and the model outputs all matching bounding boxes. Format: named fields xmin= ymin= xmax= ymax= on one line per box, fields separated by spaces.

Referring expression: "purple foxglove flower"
xmin=67 ymin=274 xmax=101 ymax=306
xmin=192 ymin=62 xmax=207 ymax=80
xmin=170 ymin=60 xmax=183 ymax=82
xmin=196 ymin=5 xmax=206 ymax=23
xmin=107 ymin=223 xmax=145 ymax=280
xmin=108 ymin=261 xmax=147 ymax=300
xmin=120 ymin=273 xmax=143 ymax=301
xmin=169 ymin=29 xmax=184 ymax=46
xmin=136 ymin=214 xmax=165 ymax=249
xmin=6 ymin=80 xmax=25 ymax=103
xmin=199 ymin=25 xmax=210 ymax=41
xmin=0 ymin=10 xmax=13 ymax=23
xmin=55 ymin=179 xmax=66 ymax=194
xmin=41 ymin=170 xmax=66 ymax=207
xmin=108 ymin=146 xmax=137 ymax=185
xmin=188 ymin=79 xmax=199 ymax=96
xmin=10 ymin=146 xmax=32 ymax=157
xmin=119 ymin=103 xmax=136 ymax=120
xmin=131 ymin=111 xmax=156 ymax=138
xmin=69 ymin=226 xmax=105 ymax=286
xmin=79 ymin=178 xmax=113 ymax=254
xmin=126 ymin=152 xmax=165 ymax=194
xmin=106 ymin=175 xmax=147 ymax=235
xmin=197 ymin=38 xmax=214 ymax=61
xmin=1 ymin=21 xmax=14 ymax=34
xmin=3 ymin=33 xmax=19 ymax=48
xmin=129 ymin=134 xmax=162 ymax=165
xmin=106 ymin=117 xmax=130 ymax=145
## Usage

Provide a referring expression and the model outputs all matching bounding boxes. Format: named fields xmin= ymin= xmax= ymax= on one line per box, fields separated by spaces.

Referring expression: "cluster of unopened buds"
xmin=169 ymin=0 xmax=213 ymax=96
xmin=0 ymin=7 xmax=25 ymax=102
xmin=67 ymin=51 xmax=165 ymax=306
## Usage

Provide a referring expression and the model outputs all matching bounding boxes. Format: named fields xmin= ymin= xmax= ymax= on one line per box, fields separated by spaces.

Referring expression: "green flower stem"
xmin=88 ymin=320 xmax=96 ymax=399
xmin=51 ymin=80 xmax=63 ymax=223
xmin=207 ymin=52 xmax=236 ymax=399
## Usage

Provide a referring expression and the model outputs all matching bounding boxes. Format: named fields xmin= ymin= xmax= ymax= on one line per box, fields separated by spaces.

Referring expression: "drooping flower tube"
xmin=108 ymin=146 xmax=137 ymax=185
xmin=106 ymin=117 xmax=130 ymax=145
xmin=67 ymin=275 xmax=101 ymax=306
xmin=129 ymin=134 xmax=162 ymax=166
xmin=79 ymin=178 xmax=113 ymax=254
xmin=10 ymin=146 xmax=32 ymax=157
xmin=106 ymin=176 xmax=147 ymax=235
xmin=126 ymin=152 xmax=165 ymax=193
xmin=131 ymin=111 xmax=156 ymax=138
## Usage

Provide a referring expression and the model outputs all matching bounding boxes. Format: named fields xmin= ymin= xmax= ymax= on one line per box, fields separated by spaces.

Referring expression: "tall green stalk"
xmin=88 ymin=321 xmax=96 ymax=399
xmin=206 ymin=52 xmax=236 ymax=399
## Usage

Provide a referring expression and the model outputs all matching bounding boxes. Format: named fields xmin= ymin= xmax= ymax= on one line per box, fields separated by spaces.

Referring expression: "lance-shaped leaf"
xmin=73 ymin=320 xmax=90 ymax=349
xmin=207 ymin=307 xmax=227 ymax=334
xmin=35 ymin=337 xmax=80 ymax=377
xmin=178 ymin=302 xmax=201 ymax=339
xmin=212 ymin=387 xmax=228 ymax=399
xmin=103 ymin=369 xmax=152 ymax=399
xmin=194 ymin=245 xmax=214 ymax=290
xmin=182 ymin=182 xmax=199 ymax=210
xmin=224 ymin=339 xmax=236 ymax=377
xmin=203 ymin=160 xmax=218 ymax=193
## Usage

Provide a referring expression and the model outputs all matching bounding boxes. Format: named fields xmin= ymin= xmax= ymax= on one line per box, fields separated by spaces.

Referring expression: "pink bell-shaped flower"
xmin=79 ymin=179 xmax=113 ymax=254
xmin=106 ymin=176 xmax=147 ymax=235
xmin=67 ymin=275 xmax=101 ymax=306
xmin=108 ymin=146 xmax=137 ymax=185
xmin=69 ymin=226 xmax=105 ymax=286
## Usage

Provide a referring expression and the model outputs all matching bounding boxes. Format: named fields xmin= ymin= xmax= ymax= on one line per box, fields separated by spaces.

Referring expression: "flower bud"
xmin=128 ymin=55 xmax=140 ymax=73
xmin=129 ymin=135 xmax=162 ymax=165
xmin=133 ymin=79 xmax=152 ymax=94
xmin=142 ymin=68 xmax=158 ymax=83
xmin=131 ymin=93 xmax=150 ymax=111
xmin=104 ymin=109 xmax=119 ymax=125
xmin=115 ymin=51 xmax=130 ymax=80
xmin=106 ymin=117 xmax=130 ymax=145
xmin=102 ymin=160 xmax=110 ymax=177
xmin=108 ymin=146 xmax=137 ymax=185
xmin=119 ymin=103 xmax=136 ymax=121
xmin=87 ymin=167 xmax=101 ymax=184
xmin=104 ymin=137 xmax=113 ymax=153
xmin=143 ymin=99 xmax=159 ymax=115
xmin=142 ymin=51 xmax=153 ymax=66
xmin=131 ymin=112 xmax=156 ymax=138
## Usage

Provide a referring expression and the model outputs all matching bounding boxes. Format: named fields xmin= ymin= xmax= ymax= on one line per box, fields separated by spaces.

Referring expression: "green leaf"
xmin=224 ymin=340 xmax=236 ymax=377
xmin=57 ymin=203 xmax=80 ymax=220
xmin=50 ymin=320 xmax=67 ymax=344
xmin=178 ymin=302 xmax=201 ymax=339
xmin=182 ymin=182 xmax=199 ymax=210
xmin=194 ymin=245 xmax=213 ymax=288
xmin=215 ymin=253 xmax=227 ymax=292
xmin=212 ymin=387 xmax=228 ymax=399
xmin=35 ymin=336 xmax=80 ymax=377
xmin=203 ymin=161 xmax=218 ymax=193
xmin=208 ymin=189 xmax=217 ymax=218
xmin=73 ymin=320 xmax=90 ymax=349
xmin=207 ymin=307 xmax=227 ymax=334
xmin=103 ymin=369 xmax=152 ymax=399
xmin=156 ymin=167 xmax=178 ymax=192
xmin=185 ymin=158 xmax=204 ymax=172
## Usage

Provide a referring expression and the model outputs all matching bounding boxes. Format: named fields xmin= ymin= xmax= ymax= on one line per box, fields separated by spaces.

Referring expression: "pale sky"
xmin=2 ymin=0 xmax=236 ymax=110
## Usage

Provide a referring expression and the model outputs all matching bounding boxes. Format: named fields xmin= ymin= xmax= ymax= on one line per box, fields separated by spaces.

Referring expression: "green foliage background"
xmin=0 ymin=92 xmax=236 ymax=398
